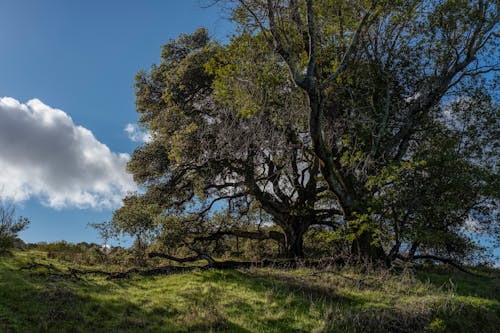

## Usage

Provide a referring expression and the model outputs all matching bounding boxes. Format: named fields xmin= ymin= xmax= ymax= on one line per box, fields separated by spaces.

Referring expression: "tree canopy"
xmin=114 ymin=0 xmax=499 ymax=265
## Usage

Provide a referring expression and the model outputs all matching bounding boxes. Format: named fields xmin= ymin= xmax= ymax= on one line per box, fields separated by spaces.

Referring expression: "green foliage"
xmin=123 ymin=0 xmax=499 ymax=262
xmin=33 ymin=241 xmax=139 ymax=268
xmin=0 ymin=200 xmax=29 ymax=254
xmin=112 ymin=195 xmax=163 ymax=266
xmin=205 ymin=32 xmax=293 ymax=117
xmin=303 ymin=226 xmax=346 ymax=258
xmin=427 ymin=317 xmax=446 ymax=333
xmin=113 ymin=195 xmax=160 ymax=237
xmin=126 ymin=25 xmax=330 ymax=259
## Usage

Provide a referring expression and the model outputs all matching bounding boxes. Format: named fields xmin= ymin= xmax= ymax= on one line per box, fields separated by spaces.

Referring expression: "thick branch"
xmin=266 ymin=0 xmax=306 ymax=88
xmin=193 ymin=229 xmax=285 ymax=244
xmin=305 ymin=0 xmax=316 ymax=81
xmin=398 ymin=254 xmax=484 ymax=277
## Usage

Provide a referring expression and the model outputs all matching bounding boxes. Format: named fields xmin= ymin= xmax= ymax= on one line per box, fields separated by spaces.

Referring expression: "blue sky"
xmin=0 ymin=0 xmax=232 ymax=244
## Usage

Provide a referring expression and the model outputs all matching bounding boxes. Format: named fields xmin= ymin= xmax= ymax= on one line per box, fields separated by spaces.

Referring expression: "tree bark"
xmin=344 ymin=207 xmax=386 ymax=264
xmin=350 ymin=229 xmax=385 ymax=263
xmin=281 ymin=218 xmax=309 ymax=258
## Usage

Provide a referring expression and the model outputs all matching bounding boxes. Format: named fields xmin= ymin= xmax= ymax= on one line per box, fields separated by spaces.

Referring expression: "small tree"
xmin=112 ymin=195 xmax=160 ymax=266
xmin=88 ymin=220 xmax=116 ymax=249
xmin=0 ymin=199 xmax=30 ymax=253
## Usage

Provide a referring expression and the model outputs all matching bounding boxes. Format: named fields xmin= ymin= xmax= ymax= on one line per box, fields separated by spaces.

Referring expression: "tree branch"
xmin=320 ymin=0 xmax=379 ymax=90
xmin=148 ymin=252 xmax=216 ymax=266
xmin=192 ymin=229 xmax=285 ymax=244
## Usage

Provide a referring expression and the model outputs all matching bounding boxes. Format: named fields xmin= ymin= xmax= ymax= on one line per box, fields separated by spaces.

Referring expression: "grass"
xmin=0 ymin=250 xmax=499 ymax=332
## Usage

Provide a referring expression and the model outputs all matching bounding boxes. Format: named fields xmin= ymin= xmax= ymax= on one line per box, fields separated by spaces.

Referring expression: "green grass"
xmin=0 ymin=250 xmax=499 ymax=332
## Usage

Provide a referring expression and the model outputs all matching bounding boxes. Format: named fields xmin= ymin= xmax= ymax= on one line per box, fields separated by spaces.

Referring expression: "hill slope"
xmin=0 ymin=250 xmax=499 ymax=332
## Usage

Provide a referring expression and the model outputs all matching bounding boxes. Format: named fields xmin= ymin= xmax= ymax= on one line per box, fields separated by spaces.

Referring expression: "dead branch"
xmin=398 ymin=254 xmax=488 ymax=278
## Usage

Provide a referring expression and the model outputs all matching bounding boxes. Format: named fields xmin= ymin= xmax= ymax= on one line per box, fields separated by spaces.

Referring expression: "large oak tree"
xmin=116 ymin=0 xmax=499 ymax=264
xmin=226 ymin=0 xmax=499 ymax=261
xmin=118 ymin=29 xmax=341 ymax=258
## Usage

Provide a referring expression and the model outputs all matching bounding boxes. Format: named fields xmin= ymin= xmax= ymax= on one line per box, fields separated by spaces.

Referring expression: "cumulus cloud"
xmin=124 ymin=123 xmax=151 ymax=143
xmin=0 ymin=97 xmax=136 ymax=209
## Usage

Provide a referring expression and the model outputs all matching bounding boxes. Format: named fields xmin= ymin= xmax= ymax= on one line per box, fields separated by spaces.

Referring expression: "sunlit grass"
xmin=0 ymin=250 xmax=498 ymax=332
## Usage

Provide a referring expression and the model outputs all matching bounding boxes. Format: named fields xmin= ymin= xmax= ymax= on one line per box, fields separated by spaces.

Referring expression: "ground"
xmin=0 ymin=250 xmax=499 ymax=332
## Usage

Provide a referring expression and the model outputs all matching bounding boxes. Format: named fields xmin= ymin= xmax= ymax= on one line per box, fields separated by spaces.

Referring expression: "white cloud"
xmin=0 ymin=97 xmax=136 ymax=209
xmin=124 ymin=123 xmax=151 ymax=143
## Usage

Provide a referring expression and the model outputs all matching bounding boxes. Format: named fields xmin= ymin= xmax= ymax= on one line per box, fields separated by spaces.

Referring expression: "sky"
xmin=0 ymin=0 xmax=233 ymax=245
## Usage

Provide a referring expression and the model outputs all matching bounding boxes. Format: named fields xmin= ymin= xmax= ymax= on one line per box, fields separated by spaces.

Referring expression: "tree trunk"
xmin=350 ymin=229 xmax=386 ymax=264
xmin=281 ymin=219 xmax=308 ymax=258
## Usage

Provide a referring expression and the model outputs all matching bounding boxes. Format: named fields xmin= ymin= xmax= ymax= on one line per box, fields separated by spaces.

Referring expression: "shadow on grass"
xmin=2 ymin=253 xmax=499 ymax=333
xmin=415 ymin=265 xmax=500 ymax=301
xmin=0 ymin=257 xmax=250 ymax=333
xmin=195 ymin=268 xmax=500 ymax=333
xmin=198 ymin=268 xmax=354 ymax=305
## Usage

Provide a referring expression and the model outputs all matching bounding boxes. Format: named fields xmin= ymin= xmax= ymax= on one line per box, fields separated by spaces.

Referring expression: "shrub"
xmin=0 ymin=199 xmax=30 ymax=254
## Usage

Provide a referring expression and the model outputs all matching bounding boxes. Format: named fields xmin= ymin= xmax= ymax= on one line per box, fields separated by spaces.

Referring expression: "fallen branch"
xmin=18 ymin=255 xmax=347 ymax=280
xmin=20 ymin=262 xmax=58 ymax=271
xmin=68 ymin=265 xmax=198 ymax=279
xmin=399 ymin=254 xmax=488 ymax=278
xmin=20 ymin=262 xmax=81 ymax=280
xmin=148 ymin=252 xmax=215 ymax=266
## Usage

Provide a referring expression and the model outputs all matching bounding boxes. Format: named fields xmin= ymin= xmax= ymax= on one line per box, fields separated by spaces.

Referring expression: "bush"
xmin=0 ymin=200 xmax=30 ymax=254
xmin=34 ymin=241 xmax=139 ymax=268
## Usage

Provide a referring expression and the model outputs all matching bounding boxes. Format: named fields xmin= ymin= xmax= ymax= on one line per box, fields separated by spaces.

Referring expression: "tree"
xmin=112 ymin=195 xmax=161 ymax=265
xmin=121 ymin=0 xmax=499 ymax=265
xmin=123 ymin=29 xmax=341 ymax=258
xmin=0 ymin=198 xmax=30 ymax=253
xmin=224 ymin=0 xmax=499 ymax=261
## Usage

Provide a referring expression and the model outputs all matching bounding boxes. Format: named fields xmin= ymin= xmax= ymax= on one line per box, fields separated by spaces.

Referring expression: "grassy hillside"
xmin=0 ymin=250 xmax=499 ymax=333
